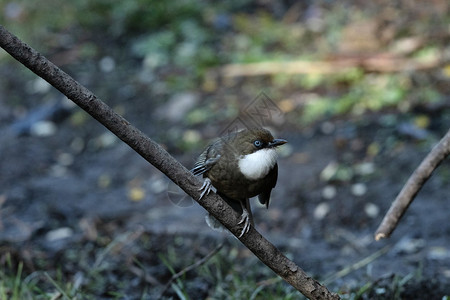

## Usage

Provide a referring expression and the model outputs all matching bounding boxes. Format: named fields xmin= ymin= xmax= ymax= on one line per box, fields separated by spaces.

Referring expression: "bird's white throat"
xmin=238 ymin=148 xmax=277 ymax=180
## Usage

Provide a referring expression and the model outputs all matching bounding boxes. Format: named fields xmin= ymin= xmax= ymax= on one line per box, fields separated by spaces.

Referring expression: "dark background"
xmin=1 ymin=1 xmax=449 ymax=298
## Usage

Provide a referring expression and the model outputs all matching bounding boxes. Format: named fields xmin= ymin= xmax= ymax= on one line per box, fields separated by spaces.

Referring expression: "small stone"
xmin=149 ymin=178 xmax=167 ymax=194
xmin=320 ymin=162 xmax=338 ymax=182
xmin=70 ymin=137 xmax=85 ymax=153
xmin=322 ymin=185 xmax=337 ymax=199
xmin=30 ymin=78 xmax=51 ymax=94
xmin=97 ymin=132 xmax=118 ymax=148
xmin=394 ymin=237 xmax=425 ymax=254
xmin=45 ymin=227 xmax=73 ymax=242
xmin=320 ymin=121 xmax=335 ymax=135
xmin=50 ymin=164 xmax=67 ymax=177
xmin=57 ymin=153 xmax=74 ymax=166
xmin=99 ymin=56 xmax=116 ymax=73
xmin=314 ymin=202 xmax=330 ymax=220
xmin=351 ymin=183 xmax=367 ymax=196
xmin=364 ymin=202 xmax=379 ymax=218
xmin=354 ymin=162 xmax=375 ymax=176
xmin=30 ymin=120 xmax=57 ymax=137
xmin=428 ymin=247 xmax=450 ymax=260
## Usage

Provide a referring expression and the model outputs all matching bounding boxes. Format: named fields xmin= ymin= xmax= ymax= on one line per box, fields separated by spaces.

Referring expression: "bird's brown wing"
xmin=191 ymin=139 xmax=222 ymax=176
xmin=258 ymin=163 xmax=278 ymax=209
xmin=191 ymin=147 xmax=210 ymax=176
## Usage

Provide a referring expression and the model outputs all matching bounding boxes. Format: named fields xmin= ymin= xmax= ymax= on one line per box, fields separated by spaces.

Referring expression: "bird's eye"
xmin=253 ymin=140 xmax=263 ymax=148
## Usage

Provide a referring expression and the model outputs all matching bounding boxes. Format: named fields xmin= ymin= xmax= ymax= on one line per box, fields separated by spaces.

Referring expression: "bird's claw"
xmin=200 ymin=179 xmax=251 ymax=238
xmin=199 ymin=178 xmax=212 ymax=200
xmin=237 ymin=208 xmax=251 ymax=238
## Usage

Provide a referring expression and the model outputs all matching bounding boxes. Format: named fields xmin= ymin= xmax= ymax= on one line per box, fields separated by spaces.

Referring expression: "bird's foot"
xmin=237 ymin=208 xmax=251 ymax=238
xmin=199 ymin=178 xmax=213 ymax=200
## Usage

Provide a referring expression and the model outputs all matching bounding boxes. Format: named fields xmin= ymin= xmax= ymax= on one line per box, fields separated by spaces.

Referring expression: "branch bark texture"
xmin=375 ymin=129 xmax=450 ymax=240
xmin=0 ymin=25 xmax=339 ymax=299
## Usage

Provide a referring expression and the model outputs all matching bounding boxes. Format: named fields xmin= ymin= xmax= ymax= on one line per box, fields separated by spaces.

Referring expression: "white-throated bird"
xmin=191 ymin=128 xmax=287 ymax=237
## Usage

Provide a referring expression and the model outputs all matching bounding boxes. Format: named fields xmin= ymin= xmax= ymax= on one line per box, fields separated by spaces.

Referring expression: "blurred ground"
xmin=1 ymin=1 xmax=450 ymax=299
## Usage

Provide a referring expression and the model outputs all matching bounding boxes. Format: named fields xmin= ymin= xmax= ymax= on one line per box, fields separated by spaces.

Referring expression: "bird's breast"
xmin=238 ymin=148 xmax=278 ymax=180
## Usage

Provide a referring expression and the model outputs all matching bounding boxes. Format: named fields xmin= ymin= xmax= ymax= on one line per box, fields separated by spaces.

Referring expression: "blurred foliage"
xmin=1 ymin=0 xmax=449 ymax=125
xmin=302 ymin=74 xmax=409 ymax=124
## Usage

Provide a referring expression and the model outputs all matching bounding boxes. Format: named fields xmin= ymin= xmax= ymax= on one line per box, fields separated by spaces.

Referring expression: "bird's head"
xmin=227 ymin=128 xmax=287 ymax=156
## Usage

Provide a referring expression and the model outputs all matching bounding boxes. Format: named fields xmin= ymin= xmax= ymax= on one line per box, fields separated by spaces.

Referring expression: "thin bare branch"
xmin=375 ymin=129 xmax=450 ymax=240
xmin=0 ymin=25 xmax=339 ymax=299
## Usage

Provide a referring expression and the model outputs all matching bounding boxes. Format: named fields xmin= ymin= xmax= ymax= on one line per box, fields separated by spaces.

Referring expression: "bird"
xmin=191 ymin=128 xmax=287 ymax=237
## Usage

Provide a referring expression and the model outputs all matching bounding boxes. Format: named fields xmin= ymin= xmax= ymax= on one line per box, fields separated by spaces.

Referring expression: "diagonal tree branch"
xmin=375 ymin=129 xmax=450 ymax=240
xmin=0 ymin=25 xmax=339 ymax=300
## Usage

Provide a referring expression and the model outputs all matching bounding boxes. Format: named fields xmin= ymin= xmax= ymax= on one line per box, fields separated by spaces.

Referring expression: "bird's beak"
xmin=269 ymin=138 xmax=287 ymax=148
